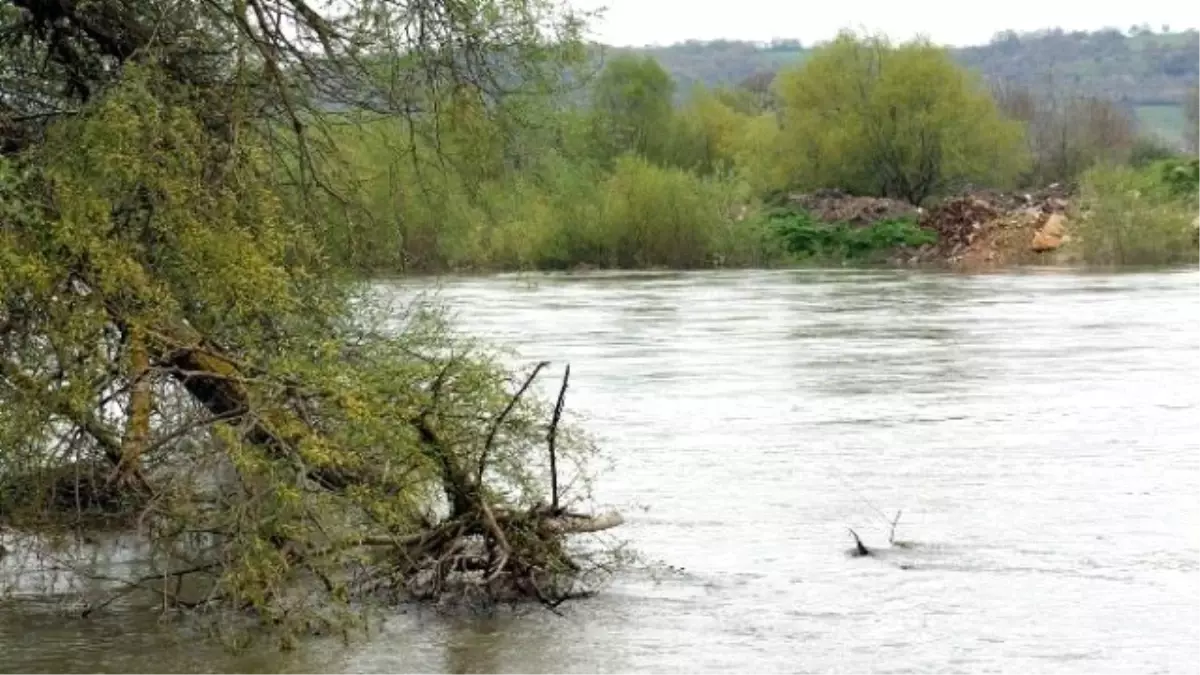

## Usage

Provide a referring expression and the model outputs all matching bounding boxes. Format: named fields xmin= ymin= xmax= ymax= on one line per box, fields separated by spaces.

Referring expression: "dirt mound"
xmin=775 ymin=185 xmax=1078 ymax=269
xmin=896 ymin=186 xmax=1077 ymax=269
xmin=962 ymin=183 xmax=1073 ymax=215
xmin=919 ymin=196 xmax=1000 ymax=254
xmin=785 ymin=189 xmax=920 ymax=226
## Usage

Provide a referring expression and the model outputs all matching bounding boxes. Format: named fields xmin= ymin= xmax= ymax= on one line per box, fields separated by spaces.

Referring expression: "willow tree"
xmin=0 ymin=0 xmax=621 ymax=644
xmin=773 ymin=31 xmax=1029 ymax=204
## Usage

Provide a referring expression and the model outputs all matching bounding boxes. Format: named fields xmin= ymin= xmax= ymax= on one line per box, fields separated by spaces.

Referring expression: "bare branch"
xmin=477 ymin=360 xmax=549 ymax=484
xmin=547 ymin=364 xmax=570 ymax=513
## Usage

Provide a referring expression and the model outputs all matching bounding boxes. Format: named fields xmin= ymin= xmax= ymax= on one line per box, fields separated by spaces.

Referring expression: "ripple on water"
xmin=3 ymin=267 xmax=1198 ymax=674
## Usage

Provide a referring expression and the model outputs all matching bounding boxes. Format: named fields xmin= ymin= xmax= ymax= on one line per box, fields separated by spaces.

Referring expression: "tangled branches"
xmin=2 ymin=291 xmax=623 ymax=629
xmin=0 ymin=0 xmax=619 ymax=644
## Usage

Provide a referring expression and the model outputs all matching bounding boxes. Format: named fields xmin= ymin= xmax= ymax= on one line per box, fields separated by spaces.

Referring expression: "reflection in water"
xmin=3 ymin=268 xmax=1198 ymax=673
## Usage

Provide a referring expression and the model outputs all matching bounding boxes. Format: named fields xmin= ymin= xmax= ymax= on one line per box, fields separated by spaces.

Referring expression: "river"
xmin=3 ymin=268 xmax=1198 ymax=673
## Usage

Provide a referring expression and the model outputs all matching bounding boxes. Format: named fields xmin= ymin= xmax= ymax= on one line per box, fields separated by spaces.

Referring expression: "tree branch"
xmin=476 ymin=360 xmax=548 ymax=484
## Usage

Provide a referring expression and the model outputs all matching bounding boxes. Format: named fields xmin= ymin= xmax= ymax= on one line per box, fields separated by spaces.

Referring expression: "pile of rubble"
xmin=909 ymin=184 xmax=1076 ymax=268
xmin=919 ymin=196 xmax=1000 ymax=253
xmin=783 ymin=188 xmax=920 ymax=226
xmin=779 ymin=184 xmax=1080 ymax=268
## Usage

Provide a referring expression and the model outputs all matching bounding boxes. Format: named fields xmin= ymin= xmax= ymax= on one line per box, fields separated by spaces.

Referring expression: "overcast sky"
xmin=567 ymin=0 xmax=1199 ymax=47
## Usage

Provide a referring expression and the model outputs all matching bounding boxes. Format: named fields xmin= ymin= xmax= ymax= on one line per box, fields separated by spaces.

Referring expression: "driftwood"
xmin=74 ymin=322 xmax=623 ymax=612
xmin=541 ymin=511 xmax=623 ymax=534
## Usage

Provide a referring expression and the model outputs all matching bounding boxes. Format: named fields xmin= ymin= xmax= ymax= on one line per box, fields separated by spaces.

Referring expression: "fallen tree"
xmin=0 ymin=0 xmax=622 ymax=646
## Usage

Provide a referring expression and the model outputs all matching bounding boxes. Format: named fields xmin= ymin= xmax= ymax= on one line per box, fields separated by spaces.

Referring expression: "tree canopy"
xmin=613 ymin=28 xmax=1200 ymax=108
xmin=0 ymin=0 xmax=621 ymax=645
xmin=773 ymin=32 xmax=1030 ymax=204
xmin=586 ymin=54 xmax=676 ymax=167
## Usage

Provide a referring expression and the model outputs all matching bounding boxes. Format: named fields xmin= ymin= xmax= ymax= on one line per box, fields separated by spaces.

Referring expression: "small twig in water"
xmin=847 ymin=528 xmax=870 ymax=557
xmin=889 ymin=510 xmax=902 ymax=544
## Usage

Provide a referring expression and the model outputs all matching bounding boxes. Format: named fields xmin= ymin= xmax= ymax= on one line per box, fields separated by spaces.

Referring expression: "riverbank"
xmin=347 ymin=158 xmax=1198 ymax=278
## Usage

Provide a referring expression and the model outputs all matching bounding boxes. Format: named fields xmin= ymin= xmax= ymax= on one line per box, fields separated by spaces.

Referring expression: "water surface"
xmin=4 ymin=268 xmax=1198 ymax=673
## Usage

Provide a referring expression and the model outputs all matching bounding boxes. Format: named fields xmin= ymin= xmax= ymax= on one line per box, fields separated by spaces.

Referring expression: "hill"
xmin=604 ymin=28 xmax=1200 ymax=143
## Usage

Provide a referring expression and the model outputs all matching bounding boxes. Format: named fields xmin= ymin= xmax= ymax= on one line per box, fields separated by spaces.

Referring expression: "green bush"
xmin=768 ymin=210 xmax=937 ymax=261
xmin=773 ymin=32 xmax=1029 ymax=204
xmin=583 ymin=153 xmax=729 ymax=266
xmin=1075 ymin=162 xmax=1198 ymax=266
xmin=1156 ymin=156 xmax=1199 ymax=199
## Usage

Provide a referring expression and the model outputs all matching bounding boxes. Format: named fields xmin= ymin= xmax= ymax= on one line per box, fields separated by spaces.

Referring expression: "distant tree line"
xmin=612 ymin=28 xmax=1200 ymax=110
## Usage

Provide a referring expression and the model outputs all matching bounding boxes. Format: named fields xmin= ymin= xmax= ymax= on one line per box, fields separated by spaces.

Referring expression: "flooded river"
xmin=3 ymin=268 xmax=1198 ymax=673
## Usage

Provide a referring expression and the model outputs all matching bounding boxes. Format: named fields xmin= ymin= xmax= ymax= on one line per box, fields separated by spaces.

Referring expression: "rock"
xmin=899 ymin=185 xmax=1080 ymax=267
xmin=1031 ymin=214 xmax=1068 ymax=252
xmin=1041 ymin=213 xmax=1067 ymax=238
xmin=1030 ymin=232 xmax=1060 ymax=252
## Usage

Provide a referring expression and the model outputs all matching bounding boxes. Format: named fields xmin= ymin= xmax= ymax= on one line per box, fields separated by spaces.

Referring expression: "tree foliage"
xmin=614 ymin=28 xmax=1200 ymax=110
xmin=1074 ymin=160 xmax=1199 ymax=266
xmin=586 ymin=54 xmax=676 ymax=167
xmin=773 ymin=32 xmax=1029 ymax=204
xmin=0 ymin=0 xmax=621 ymax=645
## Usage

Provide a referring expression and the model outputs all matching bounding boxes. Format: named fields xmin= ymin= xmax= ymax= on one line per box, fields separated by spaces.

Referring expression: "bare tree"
xmin=1185 ymin=87 xmax=1199 ymax=155
xmin=993 ymin=77 xmax=1137 ymax=185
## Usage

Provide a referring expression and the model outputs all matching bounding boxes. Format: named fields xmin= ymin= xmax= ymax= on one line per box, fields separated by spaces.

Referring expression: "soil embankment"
xmin=779 ymin=185 xmax=1079 ymax=269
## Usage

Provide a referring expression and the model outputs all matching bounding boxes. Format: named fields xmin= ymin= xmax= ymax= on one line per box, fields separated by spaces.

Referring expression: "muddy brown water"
xmin=2 ymin=268 xmax=1198 ymax=673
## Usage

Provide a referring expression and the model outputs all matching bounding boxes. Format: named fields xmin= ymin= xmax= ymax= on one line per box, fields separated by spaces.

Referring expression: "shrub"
xmin=581 ymin=154 xmax=748 ymax=268
xmin=1074 ymin=163 xmax=1199 ymax=266
xmin=1157 ymin=157 xmax=1199 ymax=199
xmin=769 ymin=210 xmax=937 ymax=261
xmin=1128 ymin=136 xmax=1180 ymax=168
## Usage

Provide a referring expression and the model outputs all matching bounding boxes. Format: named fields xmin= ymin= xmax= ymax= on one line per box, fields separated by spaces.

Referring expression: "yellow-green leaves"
xmin=24 ymin=65 xmax=328 ymax=347
xmin=1074 ymin=162 xmax=1199 ymax=265
xmin=587 ymin=55 xmax=677 ymax=167
xmin=773 ymin=32 xmax=1030 ymax=203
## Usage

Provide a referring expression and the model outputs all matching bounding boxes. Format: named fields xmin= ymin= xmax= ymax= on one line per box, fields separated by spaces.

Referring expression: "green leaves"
xmin=768 ymin=210 xmax=936 ymax=261
xmin=1074 ymin=161 xmax=1199 ymax=266
xmin=773 ymin=32 xmax=1030 ymax=204
xmin=1158 ymin=157 xmax=1200 ymax=199
xmin=586 ymin=55 xmax=677 ymax=167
